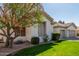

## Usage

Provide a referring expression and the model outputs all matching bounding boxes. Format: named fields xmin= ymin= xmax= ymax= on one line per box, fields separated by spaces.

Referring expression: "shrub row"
xmin=77 ymin=33 xmax=79 ymax=36
xmin=31 ymin=33 xmax=60 ymax=44
xmin=31 ymin=37 xmax=39 ymax=44
xmin=14 ymin=33 xmax=60 ymax=45
xmin=51 ymin=33 xmax=60 ymax=41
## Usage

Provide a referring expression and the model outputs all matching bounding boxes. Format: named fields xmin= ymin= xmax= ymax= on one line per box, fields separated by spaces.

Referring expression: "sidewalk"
xmin=0 ymin=41 xmax=54 ymax=56
xmin=0 ymin=43 xmax=33 ymax=56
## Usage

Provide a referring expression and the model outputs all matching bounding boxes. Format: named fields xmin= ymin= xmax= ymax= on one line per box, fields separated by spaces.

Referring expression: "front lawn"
xmin=14 ymin=40 xmax=79 ymax=56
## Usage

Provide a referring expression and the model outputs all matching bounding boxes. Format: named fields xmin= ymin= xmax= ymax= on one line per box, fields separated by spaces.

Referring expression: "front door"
xmin=38 ymin=22 xmax=46 ymax=37
xmin=60 ymin=30 xmax=65 ymax=38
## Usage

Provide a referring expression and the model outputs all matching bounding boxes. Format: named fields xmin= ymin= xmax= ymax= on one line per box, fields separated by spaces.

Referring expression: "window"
xmin=20 ymin=27 xmax=26 ymax=36
xmin=14 ymin=27 xmax=20 ymax=36
xmin=14 ymin=27 xmax=26 ymax=36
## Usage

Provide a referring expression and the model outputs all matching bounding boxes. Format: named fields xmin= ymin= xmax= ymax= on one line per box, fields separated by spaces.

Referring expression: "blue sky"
xmin=43 ymin=3 xmax=79 ymax=26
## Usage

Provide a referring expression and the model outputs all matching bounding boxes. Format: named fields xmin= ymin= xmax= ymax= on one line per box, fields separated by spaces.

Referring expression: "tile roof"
xmin=53 ymin=22 xmax=77 ymax=28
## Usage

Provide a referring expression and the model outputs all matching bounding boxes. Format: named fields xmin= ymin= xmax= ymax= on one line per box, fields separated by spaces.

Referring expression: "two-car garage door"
xmin=60 ymin=30 xmax=76 ymax=38
xmin=68 ymin=30 xmax=75 ymax=37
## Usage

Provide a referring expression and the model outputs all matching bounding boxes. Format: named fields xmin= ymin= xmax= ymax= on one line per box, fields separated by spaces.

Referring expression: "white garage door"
xmin=69 ymin=30 xmax=75 ymax=37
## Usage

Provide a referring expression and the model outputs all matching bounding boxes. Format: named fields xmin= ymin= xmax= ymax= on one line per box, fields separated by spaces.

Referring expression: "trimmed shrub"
xmin=31 ymin=37 xmax=39 ymax=44
xmin=51 ymin=33 xmax=60 ymax=41
xmin=43 ymin=35 xmax=49 ymax=42
xmin=77 ymin=33 xmax=79 ymax=36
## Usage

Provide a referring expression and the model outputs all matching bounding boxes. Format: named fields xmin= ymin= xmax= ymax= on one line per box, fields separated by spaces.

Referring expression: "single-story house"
xmin=53 ymin=22 xmax=77 ymax=38
xmin=0 ymin=11 xmax=54 ymax=43
xmin=14 ymin=11 xmax=53 ymax=42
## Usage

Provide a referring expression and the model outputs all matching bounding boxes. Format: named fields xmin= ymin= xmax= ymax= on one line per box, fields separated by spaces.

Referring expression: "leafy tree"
xmin=62 ymin=21 xmax=65 ymax=24
xmin=0 ymin=3 xmax=43 ymax=48
xmin=58 ymin=20 xmax=65 ymax=24
xmin=58 ymin=20 xmax=63 ymax=24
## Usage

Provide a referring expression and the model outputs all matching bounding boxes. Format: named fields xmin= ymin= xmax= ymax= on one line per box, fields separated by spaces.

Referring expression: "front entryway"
xmin=60 ymin=30 xmax=66 ymax=38
xmin=38 ymin=22 xmax=46 ymax=42
xmin=38 ymin=22 xmax=46 ymax=37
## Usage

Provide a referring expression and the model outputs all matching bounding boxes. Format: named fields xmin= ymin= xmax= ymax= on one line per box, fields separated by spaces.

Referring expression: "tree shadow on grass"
xmin=14 ymin=43 xmax=58 ymax=56
xmin=56 ymin=40 xmax=66 ymax=43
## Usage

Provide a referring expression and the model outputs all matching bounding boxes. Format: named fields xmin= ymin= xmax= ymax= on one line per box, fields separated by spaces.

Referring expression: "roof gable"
xmin=66 ymin=23 xmax=77 ymax=29
xmin=42 ymin=11 xmax=54 ymax=24
xmin=53 ymin=22 xmax=77 ymax=29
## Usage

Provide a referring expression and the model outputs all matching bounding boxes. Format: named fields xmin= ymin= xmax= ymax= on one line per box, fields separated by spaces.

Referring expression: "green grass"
xmin=15 ymin=40 xmax=79 ymax=56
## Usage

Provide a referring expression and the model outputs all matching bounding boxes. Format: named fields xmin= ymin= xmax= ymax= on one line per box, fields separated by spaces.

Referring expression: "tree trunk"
xmin=4 ymin=25 xmax=17 ymax=48
xmin=5 ymin=38 xmax=9 ymax=48
xmin=5 ymin=25 xmax=11 ymax=48
xmin=9 ymin=37 xmax=13 ymax=48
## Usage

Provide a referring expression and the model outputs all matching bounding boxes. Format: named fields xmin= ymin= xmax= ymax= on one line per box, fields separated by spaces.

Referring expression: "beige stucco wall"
xmin=30 ymin=24 xmax=44 ymax=42
xmin=45 ymin=19 xmax=53 ymax=41
xmin=30 ymin=18 xmax=53 ymax=42
xmin=31 ymin=24 xmax=39 ymax=37
xmin=53 ymin=27 xmax=60 ymax=33
xmin=53 ymin=27 xmax=65 ymax=33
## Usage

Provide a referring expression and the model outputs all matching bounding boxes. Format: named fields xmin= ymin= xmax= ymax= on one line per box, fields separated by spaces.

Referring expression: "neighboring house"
xmin=53 ymin=22 xmax=77 ymax=38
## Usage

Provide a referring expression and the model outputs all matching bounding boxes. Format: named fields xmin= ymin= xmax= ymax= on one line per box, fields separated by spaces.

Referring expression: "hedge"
xmin=51 ymin=33 xmax=60 ymax=41
xmin=31 ymin=37 xmax=39 ymax=44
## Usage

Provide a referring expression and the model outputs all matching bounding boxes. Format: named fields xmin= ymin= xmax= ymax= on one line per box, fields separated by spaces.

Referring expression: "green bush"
xmin=43 ymin=35 xmax=49 ymax=42
xmin=31 ymin=37 xmax=39 ymax=44
xmin=51 ymin=33 xmax=60 ymax=41
xmin=14 ymin=40 xmax=25 ymax=44
xmin=77 ymin=33 xmax=79 ymax=36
